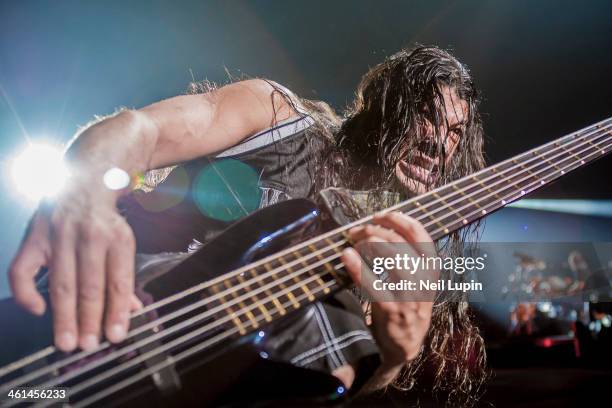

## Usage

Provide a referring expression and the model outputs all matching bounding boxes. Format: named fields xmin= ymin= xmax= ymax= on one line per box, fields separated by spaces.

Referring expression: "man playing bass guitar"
xmin=9 ymin=46 xmax=488 ymax=405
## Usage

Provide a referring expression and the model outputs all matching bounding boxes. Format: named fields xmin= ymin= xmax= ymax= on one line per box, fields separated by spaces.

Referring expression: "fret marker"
xmin=521 ymin=190 xmax=526 ymax=195
xmin=580 ymin=160 xmax=585 ymax=164
xmin=540 ymin=180 xmax=545 ymax=185
xmin=502 ymin=200 xmax=507 ymax=205
xmin=481 ymin=209 xmax=487 ymax=215
xmin=561 ymin=170 xmax=565 ymax=174
xmin=462 ymin=219 xmax=468 ymax=225
xmin=444 ymin=228 xmax=449 ymax=234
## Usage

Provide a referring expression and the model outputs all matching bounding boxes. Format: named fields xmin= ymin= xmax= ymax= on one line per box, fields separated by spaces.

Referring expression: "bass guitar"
xmin=0 ymin=117 xmax=610 ymax=406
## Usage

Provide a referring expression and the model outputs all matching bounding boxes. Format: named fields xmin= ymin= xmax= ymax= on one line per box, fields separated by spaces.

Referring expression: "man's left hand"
xmin=341 ymin=212 xmax=436 ymax=370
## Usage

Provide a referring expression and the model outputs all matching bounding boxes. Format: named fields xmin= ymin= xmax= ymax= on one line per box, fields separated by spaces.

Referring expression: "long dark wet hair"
xmin=146 ymin=45 xmax=489 ymax=406
xmin=283 ymin=45 xmax=489 ymax=406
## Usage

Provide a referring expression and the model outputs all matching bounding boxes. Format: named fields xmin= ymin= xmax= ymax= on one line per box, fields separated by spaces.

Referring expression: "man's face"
xmin=394 ymin=86 xmax=468 ymax=195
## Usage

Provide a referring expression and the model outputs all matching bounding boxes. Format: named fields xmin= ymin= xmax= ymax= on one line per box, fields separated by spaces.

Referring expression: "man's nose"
xmin=421 ymin=119 xmax=447 ymax=139
xmin=421 ymin=120 xmax=448 ymax=146
xmin=421 ymin=119 xmax=435 ymax=137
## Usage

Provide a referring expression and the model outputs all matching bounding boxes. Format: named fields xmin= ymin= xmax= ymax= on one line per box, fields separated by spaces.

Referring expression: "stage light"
xmin=103 ymin=167 xmax=130 ymax=190
xmin=10 ymin=143 xmax=69 ymax=202
xmin=540 ymin=338 xmax=553 ymax=348
xmin=509 ymin=199 xmax=612 ymax=218
xmin=538 ymin=302 xmax=552 ymax=313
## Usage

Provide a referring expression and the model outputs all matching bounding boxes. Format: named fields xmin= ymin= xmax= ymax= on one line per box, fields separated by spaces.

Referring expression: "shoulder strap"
xmin=215 ymin=115 xmax=314 ymax=158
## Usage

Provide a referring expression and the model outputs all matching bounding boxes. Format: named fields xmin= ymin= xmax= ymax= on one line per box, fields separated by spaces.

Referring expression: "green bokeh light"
xmin=192 ymin=159 xmax=262 ymax=222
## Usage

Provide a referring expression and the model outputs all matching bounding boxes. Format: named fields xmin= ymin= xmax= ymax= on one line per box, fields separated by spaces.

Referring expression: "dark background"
xmin=0 ymin=0 xmax=611 ymax=296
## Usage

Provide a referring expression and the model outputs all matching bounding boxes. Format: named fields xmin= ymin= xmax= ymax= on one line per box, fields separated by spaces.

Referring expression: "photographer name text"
xmin=373 ymin=279 xmax=483 ymax=292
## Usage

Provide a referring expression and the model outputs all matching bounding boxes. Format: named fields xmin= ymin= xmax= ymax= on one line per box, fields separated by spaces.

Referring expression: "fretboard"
xmin=234 ymin=116 xmax=612 ymax=313
xmin=390 ymin=116 xmax=612 ymax=240
xmin=135 ymin=116 xmax=612 ymax=361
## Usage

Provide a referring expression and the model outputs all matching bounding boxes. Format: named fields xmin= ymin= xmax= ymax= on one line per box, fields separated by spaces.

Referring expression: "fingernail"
xmin=131 ymin=297 xmax=144 ymax=311
xmin=31 ymin=302 xmax=46 ymax=316
xmin=80 ymin=334 xmax=99 ymax=350
xmin=343 ymin=247 xmax=357 ymax=257
xmin=108 ymin=324 xmax=127 ymax=343
xmin=56 ymin=332 xmax=76 ymax=351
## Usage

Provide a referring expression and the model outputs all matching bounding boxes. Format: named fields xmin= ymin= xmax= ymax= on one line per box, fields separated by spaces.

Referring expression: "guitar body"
xmin=0 ymin=198 xmax=346 ymax=407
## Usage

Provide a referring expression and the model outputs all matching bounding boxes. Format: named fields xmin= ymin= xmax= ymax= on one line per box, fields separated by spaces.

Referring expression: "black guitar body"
xmin=0 ymin=199 xmax=347 ymax=407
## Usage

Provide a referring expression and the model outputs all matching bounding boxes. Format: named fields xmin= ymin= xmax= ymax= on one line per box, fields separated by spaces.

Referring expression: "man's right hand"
xmin=9 ymin=187 xmax=140 ymax=352
xmin=7 ymin=79 xmax=298 ymax=353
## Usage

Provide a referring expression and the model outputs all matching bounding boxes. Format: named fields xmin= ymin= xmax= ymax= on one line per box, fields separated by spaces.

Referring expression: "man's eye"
xmin=450 ymin=128 xmax=464 ymax=138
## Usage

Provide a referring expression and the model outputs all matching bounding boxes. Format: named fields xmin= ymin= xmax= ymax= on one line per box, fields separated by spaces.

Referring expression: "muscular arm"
xmin=9 ymin=79 xmax=298 ymax=351
xmin=66 ymin=79 xmax=297 ymax=195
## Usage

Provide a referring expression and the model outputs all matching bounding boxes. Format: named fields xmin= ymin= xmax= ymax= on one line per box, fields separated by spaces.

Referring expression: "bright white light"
xmin=538 ymin=302 xmax=552 ymax=313
xmin=10 ymin=143 xmax=69 ymax=202
xmin=103 ymin=167 xmax=130 ymax=190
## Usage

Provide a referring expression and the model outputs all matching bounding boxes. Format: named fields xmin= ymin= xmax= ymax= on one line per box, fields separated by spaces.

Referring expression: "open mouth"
xmin=398 ymin=157 xmax=439 ymax=184
xmin=396 ymin=138 xmax=445 ymax=188
xmin=415 ymin=152 xmax=440 ymax=174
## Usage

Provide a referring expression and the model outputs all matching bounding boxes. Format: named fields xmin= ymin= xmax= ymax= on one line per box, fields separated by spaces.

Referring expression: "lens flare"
xmin=10 ymin=143 xmax=69 ymax=202
xmin=103 ymin=167 xmax=130 ymax=190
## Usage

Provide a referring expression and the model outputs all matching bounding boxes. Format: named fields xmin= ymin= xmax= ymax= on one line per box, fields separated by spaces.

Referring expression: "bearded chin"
xmin=390 ymin=176 xmax=413 ymax=199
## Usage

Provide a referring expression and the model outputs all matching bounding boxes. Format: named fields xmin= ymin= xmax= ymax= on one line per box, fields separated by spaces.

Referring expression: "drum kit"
xmin=504 ymin=250 xmax=611 ymax=338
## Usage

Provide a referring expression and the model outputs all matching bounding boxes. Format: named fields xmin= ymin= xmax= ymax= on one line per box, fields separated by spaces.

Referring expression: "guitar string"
xmin=0 ymin=119 xmax=610 ymax=388
xmin=351 ymin=117 xmax=611 ymax=227
xmin=34 ymin=271 xmax=340 ymax=408
xmin=4 ymin=133 xmax=611 ymax=399
xmin=70 ymin=116 xmax=612 ymax=322
xmin=424 ymin=138 xmax=610 ymax=236
xmin=36 ymin=133 xmax=612 ymax=406
xmin=0 ymin=118 xmax=608 ymax=383
xmin=9 ymin=139 xmax=612 ymax=406
xmin=0 ymin=239 xmax=345 ymax=389
xmin=72 ymin=279 xmax=339 ymax=407
xmin=411 ymin=134 xmax=604 ymax=226
xmin=2 ymin=122 xmax=608 ymax=392
xmin=59 ymin=135 xmax=612 ymax=396
xmin=64 ymin=133 xmax=610 ymax=407
xmin=421 ymin=131 xmax=610 ymax=234
xmin=102 ymin=120 xmax=609 ymax=334
xmin=395 ymin=126 xmax=611 ymax=233
xmin=1 ymin=122 xmax=608 ymax=387
xmin=69 ymin=134 xmax=612 ymax=403
xmin=3 ymin=250 xmax=345 ymax=396
xmin=74 ymin=117 xmax=612 ymax=324
xmin=110 ymin=117 xmax=612 ymax=319
xmin=43 ymin=136 xmax=612 ymax=396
